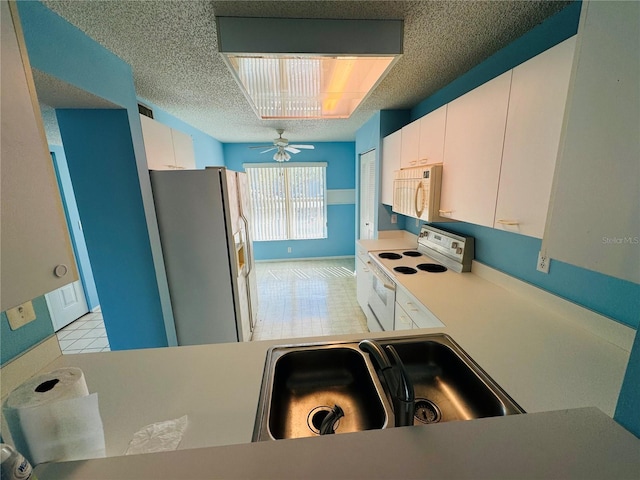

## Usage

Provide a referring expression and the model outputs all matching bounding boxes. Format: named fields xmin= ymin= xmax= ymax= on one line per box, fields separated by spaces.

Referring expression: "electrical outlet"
xmin=391 ymin=214 xmax=397 ymax=224
xmin=537 ymin=251 xmax=550 ymax=273
xmin=287 ymin=247 xmax=292 ymax=253
xmin=7 ymin=301 xmax=37 ymax=330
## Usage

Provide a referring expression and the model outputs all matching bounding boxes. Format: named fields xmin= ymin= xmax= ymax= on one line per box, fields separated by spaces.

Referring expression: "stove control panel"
xmin=418 ymin=225 xmax=474 ymax=272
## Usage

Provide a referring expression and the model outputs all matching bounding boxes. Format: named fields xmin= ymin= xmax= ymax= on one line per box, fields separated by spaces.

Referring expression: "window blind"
xmin=245 ymin=163 xmax=327 ymax=241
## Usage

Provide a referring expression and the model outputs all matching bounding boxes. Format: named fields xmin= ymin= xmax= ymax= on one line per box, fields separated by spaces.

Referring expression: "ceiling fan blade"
xmin=289 ymin=145 xmax=315 ymax=150
xmin=248 ymin=145 xmax=275 ymax=149
xmin=259 ymin=147 xmax=277 ymax=154
xmin=284 ymin=146 xmax=301 ymax=154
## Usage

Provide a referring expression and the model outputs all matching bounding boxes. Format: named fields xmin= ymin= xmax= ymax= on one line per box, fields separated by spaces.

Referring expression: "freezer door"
xmin=236 ymin=172 xmax=258 ymax=331
xmin=225 ymin=168 xmax=241 ymax=235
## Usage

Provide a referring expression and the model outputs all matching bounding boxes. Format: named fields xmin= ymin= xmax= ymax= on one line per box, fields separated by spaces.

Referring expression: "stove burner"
xmin=417 ymin=263 xmax=447 ymax=273
xmin=393 ymin=266 xmax=418 ymax=275
xmin=378 ymin=252 xmax=402 ymax=260
xmin=403 ymin=251 xmax=423 ymax=257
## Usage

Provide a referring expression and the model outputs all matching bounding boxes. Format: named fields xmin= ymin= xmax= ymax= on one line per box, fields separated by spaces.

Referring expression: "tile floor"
xmin=251 ymin=257 xmax=369 ymax=341
xmin=57 ymin=258 xmax=368 ymax=351
xmin=57 ymin=311 xmax=111 ymax=354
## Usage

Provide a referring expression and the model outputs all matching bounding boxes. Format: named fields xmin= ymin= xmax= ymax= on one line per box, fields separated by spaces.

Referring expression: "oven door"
xmin=367 ymin=263 xmax=396 ymax=331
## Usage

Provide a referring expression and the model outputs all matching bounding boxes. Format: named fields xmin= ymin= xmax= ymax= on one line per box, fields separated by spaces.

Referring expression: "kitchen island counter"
xmin=16 ymin=238 xmax=638 ymax=477
xmin=34 ymin=406 xmax=640 ymax=479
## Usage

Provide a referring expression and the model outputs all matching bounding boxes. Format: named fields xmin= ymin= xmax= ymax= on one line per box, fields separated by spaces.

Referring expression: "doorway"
xmin=359 ymin=149 xmax=376 ymax=240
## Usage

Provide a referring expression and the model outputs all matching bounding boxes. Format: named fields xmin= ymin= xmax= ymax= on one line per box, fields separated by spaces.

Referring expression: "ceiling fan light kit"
xmin=249 ymin=129 xmax=315 ymax=162
xmin=216 ymin=17 xmax=403 ymax=120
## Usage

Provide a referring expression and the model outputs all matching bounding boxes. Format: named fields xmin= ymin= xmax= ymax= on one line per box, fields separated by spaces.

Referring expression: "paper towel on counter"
xmin=2 ymin=367 xmax=106 ymax=465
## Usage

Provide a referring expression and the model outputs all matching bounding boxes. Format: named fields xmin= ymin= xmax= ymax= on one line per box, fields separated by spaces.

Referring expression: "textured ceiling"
xmin=40 ymin=0 xmax=571 ymax=143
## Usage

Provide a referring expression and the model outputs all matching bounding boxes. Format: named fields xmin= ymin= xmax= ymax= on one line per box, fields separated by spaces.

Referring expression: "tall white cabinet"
xmin=439 ymin=71 xmax=512 ymax=227
xmin=543 ymin=1 xmax=640 ymax=283
xmin=495 ymin=37 xmax=576 ymax=238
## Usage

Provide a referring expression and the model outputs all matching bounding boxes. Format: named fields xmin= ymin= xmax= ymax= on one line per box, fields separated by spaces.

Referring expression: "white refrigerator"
xmin=150 ymin=167 xmax=258 ymax=344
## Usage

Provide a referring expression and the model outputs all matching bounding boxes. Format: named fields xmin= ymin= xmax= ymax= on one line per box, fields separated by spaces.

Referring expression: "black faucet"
xmin=359 ymin=339 xmax=415 ymax=427
xmin=319 ymin=404 xmax=344 ymax=435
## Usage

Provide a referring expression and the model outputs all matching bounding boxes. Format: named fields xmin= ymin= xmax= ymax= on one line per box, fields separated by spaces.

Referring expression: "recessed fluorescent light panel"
xmin=216 ymin=17 xmax=403 ymax=120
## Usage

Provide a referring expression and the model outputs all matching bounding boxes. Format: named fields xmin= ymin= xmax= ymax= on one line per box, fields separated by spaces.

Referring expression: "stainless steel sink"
xmin=253 ymin=344 xmax=390 ymax=441
xmin=252 ymin=334 xmax=523 ymax=442
xmin=377 ymin=336 xmax=524 ymax=424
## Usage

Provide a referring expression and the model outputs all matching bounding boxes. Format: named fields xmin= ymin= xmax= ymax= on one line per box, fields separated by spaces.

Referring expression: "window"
xmin=245 ymin=163 xmax=327 ymax=241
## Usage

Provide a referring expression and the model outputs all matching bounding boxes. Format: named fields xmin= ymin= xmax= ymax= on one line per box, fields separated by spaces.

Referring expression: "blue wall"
xmin=137 ymin=98 xmax=224 ymax=168
xmin=224 ymin=142 xmax=356 ymax=260
xmin=50 ymin=147 xmax=100 ymax=311
xmin=56 ymin=109 xmax=168 ymax=349
xmin=1 ymin=298 xmax=53 ymax=365
xmin=355 ymin=110 xmax=410 ymax=236
xmin=615 ymin=329 xmax=640 ymax=437
xmin=18 ymin=1 xmax=171 ymax=349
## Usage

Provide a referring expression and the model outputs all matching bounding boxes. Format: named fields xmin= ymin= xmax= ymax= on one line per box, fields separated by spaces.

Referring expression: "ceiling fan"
xmin=249 ymin=129 xmax=315 ymax=162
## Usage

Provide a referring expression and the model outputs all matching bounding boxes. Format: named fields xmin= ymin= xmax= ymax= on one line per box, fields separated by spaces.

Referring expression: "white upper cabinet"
xmin=171 ymin=128 xmax=196 ymax=170
xmin=1 ymin=1 xmax=78 ymax=311
xmin=381 ymin=129 xmax=402 ymax=206
xmin=399 ymin=119 xmax=420 ymax=169
xmin=543 ymin=1 xmax=639 ymax=283
xmin=495 ymin=37 xmax=576 ymax=238
xmin=440 ymin=71 xmax=512 ymax=227
xmin=140 ymin=114 xmax=196 ymax=170
xmin=418 ymin=105 xmax=447 ymax=166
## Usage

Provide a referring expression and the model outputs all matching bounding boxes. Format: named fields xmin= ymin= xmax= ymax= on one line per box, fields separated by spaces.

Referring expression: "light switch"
xmin=6 ymin=301 xmax=37 ymax=330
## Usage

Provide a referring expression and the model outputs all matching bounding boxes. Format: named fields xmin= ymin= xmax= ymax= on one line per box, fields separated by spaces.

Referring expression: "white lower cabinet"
xmin=355 ymin=248 xmax=373 ymax=314
xmin=395 ymin=287 xmax=444 ymax=329
xmin=394 ymin=302 xmax=414 ymax=330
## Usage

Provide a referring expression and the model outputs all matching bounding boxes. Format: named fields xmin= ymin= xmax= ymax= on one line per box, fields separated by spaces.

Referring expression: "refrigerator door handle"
xmin=240 ymin=213 xmax=253 ymax=276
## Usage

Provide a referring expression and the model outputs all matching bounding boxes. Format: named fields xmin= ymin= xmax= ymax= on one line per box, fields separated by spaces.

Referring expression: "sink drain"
xmin=308 ymin=406 xmax=341 ymax=434
xmin=414 ymin=399 xmax=441 ymax=424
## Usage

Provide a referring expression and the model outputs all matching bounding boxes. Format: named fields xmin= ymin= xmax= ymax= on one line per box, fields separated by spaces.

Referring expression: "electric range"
xmin=370 ymin=225 xmax=475 ymax=278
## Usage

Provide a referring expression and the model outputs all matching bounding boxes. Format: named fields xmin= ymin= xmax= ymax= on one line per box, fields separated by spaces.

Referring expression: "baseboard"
xmin=255 ymin=255 xmax=355 ymax=263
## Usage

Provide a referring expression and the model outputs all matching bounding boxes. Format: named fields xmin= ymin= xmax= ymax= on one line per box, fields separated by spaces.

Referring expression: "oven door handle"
xmin=371 ymin=267 xmax=396 ymax=291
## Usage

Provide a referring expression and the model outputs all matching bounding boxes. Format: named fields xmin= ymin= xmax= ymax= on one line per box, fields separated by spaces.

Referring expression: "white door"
xmin=45 ymin=280 xmax=89 ymax=331
xmin=359 ymin=150 xmax=376 ymax=240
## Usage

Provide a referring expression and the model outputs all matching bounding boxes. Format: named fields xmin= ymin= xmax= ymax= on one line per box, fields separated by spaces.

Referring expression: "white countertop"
xmin=14 ymin=232 xmax=639 ymax=477
xmin=359 ymin=236 xmax=633 ymax=416
xmin=34 ymin=407 xmax=640 ymax=479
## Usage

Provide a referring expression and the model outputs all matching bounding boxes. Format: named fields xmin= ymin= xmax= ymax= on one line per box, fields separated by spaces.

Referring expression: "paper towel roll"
xmin=3 ymin=367 xmax=106 ymax=465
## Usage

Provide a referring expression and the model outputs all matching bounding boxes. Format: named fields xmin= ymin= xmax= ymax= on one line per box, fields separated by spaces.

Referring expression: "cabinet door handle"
xmin=439 ymin=209 xmax=452 ymax=215
xmin=414 ymin=182 xmax=425 ymax=218
xmin=497 ymin=219 xmax=519 ymax=226
xmin=406 ymin=302 xmax=419 ymax=312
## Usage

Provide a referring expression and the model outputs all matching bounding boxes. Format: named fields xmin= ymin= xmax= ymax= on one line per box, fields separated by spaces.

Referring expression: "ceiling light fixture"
xmin=273 ymin=148 xmax=291 ymax=162
xmin=216 ymin=17 xmax=403 ymax=120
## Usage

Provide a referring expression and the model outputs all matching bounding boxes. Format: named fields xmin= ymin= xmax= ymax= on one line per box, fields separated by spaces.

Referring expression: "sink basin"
xmin=378 ymin=336 xmax=524 ymax=424
xmin=253 ymin=345 xmax=390 ymax=441
xmin=253 ymin=335 xmax=523 ymax=442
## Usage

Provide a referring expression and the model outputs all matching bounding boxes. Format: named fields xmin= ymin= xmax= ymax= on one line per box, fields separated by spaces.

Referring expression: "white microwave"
xmin=392 ymin=164 xmax=449 ymax=222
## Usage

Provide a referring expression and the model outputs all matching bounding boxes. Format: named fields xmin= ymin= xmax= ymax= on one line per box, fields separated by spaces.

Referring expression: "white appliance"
xmin=367 ymin=260 xmax=396 ymax=332
xmin=150 ymin=167 xmax=258 ymax=345
xmin=367 ymin=225 xmax=474 ymax=332
xmin=393 ymin=164 xmax=447 ymax=222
